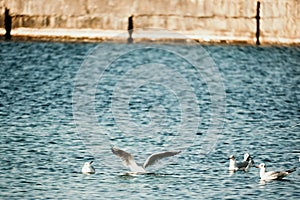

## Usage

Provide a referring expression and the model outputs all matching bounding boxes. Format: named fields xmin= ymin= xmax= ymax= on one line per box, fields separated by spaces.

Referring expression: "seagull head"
xmin=256 ymin=163 xmax=266 ymax=169
xmin=228 ymin=155 xmax=235 ymax=160
xmin=84 ymin=161 xmax=93 ymax=168
xmin=84 ymin=162 xmax=90 ymax=167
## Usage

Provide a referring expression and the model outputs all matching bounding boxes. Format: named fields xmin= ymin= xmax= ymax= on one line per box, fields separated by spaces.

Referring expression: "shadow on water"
xmin=118 ymin=172 xmax=180 ymax=179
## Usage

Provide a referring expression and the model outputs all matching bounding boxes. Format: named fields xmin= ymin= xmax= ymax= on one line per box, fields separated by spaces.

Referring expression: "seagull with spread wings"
xmin=111 ymin=146 xmax=181 ymax=174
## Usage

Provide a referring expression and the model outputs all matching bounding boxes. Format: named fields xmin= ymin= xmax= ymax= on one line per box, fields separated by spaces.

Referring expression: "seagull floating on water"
xmin=228 ymin=153 xmax=254 ymax=171
xmin=81 ymin=161 xmax=95 ymax=174
xmin=256 ymin=163 xmax=296 ymax=181
xmin=111 ymin=146 xmax=181 ymax=174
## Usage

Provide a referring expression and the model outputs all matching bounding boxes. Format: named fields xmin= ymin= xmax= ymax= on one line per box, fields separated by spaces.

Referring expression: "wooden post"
xmin=4 ymin=8 xmax=12 ymax=40
xmin=256 ymin=1 xmax=260 ymax=45
xmin=128 ymin=15 xmax=134 ymax=43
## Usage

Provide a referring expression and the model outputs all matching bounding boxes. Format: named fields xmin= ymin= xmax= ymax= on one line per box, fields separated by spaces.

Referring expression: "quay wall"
xmin=0 ymin=0 xmax=299 ymax=44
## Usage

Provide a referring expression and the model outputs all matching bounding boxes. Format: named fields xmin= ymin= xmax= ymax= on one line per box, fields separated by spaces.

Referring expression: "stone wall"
xmin=0 ymin=0 xmax=299 ymax=44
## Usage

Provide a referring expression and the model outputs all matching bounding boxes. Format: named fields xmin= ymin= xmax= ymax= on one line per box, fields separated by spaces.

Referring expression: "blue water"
xmin=0 ymin=41 xmax=299 ymax=199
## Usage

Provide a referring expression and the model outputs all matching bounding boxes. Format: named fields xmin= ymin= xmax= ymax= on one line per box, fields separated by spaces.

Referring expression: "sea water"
xmin=0 ymin=41 xmax=299 ymax=199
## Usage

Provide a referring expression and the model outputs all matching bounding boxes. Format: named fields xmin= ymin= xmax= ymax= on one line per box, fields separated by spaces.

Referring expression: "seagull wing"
xmin=266 ymin=171 xmax=287 ymax=179
xmin=143 ymin=151 xmax=181 ymax=169
xmin=286 ymin=168 xmax=296 ymax=173
xmin=236 ymin=161 xmax=249 ymax=169
xmin=111 ymin=146 xmax=142 ymax=172
xmin=249 ymin=159 xmax=254 ymax=166
xmin=267 ymin=168 xmax=296 ymax=179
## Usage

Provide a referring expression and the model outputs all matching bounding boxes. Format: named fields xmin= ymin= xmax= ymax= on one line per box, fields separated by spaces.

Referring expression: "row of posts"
xmin=4 ymin=2 xmax=261 ymax=45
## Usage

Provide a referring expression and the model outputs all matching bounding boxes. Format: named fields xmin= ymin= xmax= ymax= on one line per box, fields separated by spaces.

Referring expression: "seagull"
xmin=81 ymin=161 xmax=95 ymax=174
xmin=256 ymin=163 xmax=296 ymax=181
xmin=228 ymin=153 xmax=254 ymax=171
xmin=111 ymin=146 xmax=181 ymax=174
xmin=243 ymin=153 xmax=255 ymax=167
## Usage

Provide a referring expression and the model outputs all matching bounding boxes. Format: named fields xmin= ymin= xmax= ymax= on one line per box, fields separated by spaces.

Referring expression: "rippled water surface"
xmin=0 ymin=41 xmax=299 ymax=199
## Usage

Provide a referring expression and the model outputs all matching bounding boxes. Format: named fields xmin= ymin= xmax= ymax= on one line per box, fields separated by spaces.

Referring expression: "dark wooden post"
xmin=4 ymin=8 xmax=12 ymax=40
xmin=127 ymin=15 xmax=134 ymax=43
xmin=256 ymin=1 xmax=260 ymax=45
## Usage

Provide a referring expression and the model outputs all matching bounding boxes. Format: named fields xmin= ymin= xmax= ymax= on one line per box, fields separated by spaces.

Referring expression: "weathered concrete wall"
xmin=0 ymin=0 xmax=299 ymax=44
xmin=259 ymin=0 xmax=299 ymax=43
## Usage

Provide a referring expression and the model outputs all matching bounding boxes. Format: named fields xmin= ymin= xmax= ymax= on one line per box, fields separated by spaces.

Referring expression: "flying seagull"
xmin=228 ymin=153 xmax=254 ymax=171
xmin=111 ymin=146 xmax=181 ymax=173
xmin=81 ymin=161 xmax=95 ymax=174
xmin=256 ymin=163 xmax=296 ymax=181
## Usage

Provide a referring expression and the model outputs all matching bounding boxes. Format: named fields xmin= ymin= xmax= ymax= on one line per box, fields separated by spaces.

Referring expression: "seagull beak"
xmin=89 ymin=161 xmax=93 ymax=164
xmin=255 ymin=165 xmax=260 ymax=168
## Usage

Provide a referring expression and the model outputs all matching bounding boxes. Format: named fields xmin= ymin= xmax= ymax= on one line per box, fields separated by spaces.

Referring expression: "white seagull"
xmin=256 ymin=163 xmax=296 ymax=181
xmin=228 ymin=153 xmax=254 ymax=171
xmin=111 ymin=146 xmax=181 ymax=174
xmin=81 ymin=161 xmax=95 ymax=174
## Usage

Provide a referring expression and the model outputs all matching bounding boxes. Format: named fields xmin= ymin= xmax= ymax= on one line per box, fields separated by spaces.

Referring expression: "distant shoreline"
xmin=1 ymin=28 xmax=299 ymax=45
